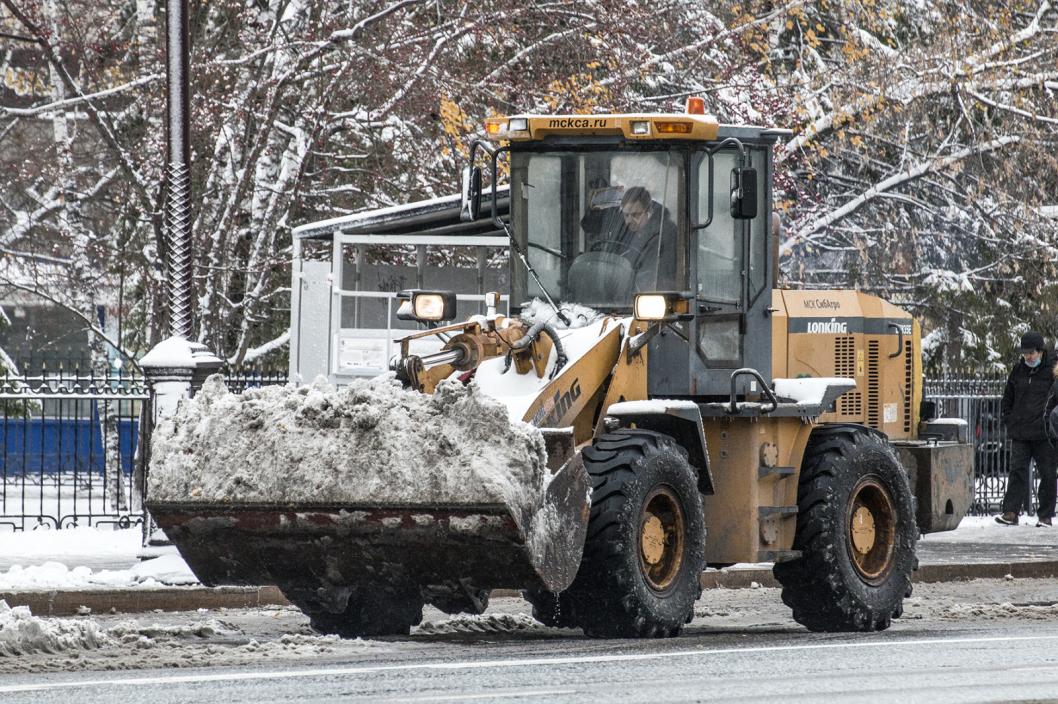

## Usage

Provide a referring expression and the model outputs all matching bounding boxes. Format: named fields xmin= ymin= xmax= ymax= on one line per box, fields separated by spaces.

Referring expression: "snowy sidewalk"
xmin=917 ymin=515 xmax=1058 ymax=564
xmin=0 ymin=527 xmax=196 ymax=591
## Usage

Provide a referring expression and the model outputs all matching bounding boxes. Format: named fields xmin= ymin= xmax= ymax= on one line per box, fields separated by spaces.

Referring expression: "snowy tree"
xmin=0 ymin=0 xmax=1054 ymax=373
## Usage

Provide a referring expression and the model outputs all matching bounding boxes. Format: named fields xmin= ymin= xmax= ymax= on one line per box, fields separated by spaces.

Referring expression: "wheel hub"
xmin=638 ymin=486 xmax=686 ymax=592
xmin=851 ymin=506 xmax=877 ymax=555
xmin=846 ymin=477 xmax=896 ymax=584
xmin=641 ymin=515 xmax=666 ymax=565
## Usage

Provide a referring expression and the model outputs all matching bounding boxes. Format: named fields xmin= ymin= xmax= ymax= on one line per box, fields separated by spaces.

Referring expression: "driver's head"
xmin=620 ymin=187 xmax=652 ymax=233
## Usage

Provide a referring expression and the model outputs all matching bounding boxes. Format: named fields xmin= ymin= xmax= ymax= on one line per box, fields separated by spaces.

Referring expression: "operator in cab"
xmin=580 ymin=186 xmax=678 ymax=293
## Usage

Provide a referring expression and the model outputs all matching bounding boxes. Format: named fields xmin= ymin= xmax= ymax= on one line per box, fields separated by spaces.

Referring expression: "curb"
xmin=0 ymin=586 xmax=288 ymax=617
xmin=699 ymin=560 xmax=1058 ymax=590
xmin=5 ymin=562 xmax=1058 ymax=617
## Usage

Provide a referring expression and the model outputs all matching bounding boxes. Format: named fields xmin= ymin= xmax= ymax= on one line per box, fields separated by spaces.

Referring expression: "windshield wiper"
xmin=497 ymin=218 xmax=571 ymax=327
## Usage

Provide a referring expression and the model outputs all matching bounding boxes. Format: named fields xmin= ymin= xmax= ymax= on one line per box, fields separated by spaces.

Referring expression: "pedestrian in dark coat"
xmin=996 ymin=331 xmax=1058 ymax=526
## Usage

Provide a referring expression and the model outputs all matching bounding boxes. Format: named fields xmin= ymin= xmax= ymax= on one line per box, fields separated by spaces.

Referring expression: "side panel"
xmin=700 ymin=416 xmax=812 ymax=564
xmin=780 ymin=290 xmax=916 ymax=441
xmin=290 ymin=259 xmax=333 ymax=383
xmin=893 ymin=441 xmax=973 ymax=533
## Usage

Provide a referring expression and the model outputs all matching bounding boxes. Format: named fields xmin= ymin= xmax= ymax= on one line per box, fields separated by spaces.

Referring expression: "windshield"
xmin=510 ymin=150 xmax=684 ymax=309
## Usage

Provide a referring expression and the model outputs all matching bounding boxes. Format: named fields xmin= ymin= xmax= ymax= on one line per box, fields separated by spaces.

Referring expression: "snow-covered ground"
xmin=919 ymin=515 xmax=1058 ymax=546
xmin=0 ymin=527 xmax=195 ymax=590
xmin=0 ymin=514 xmax=1052 ymax=591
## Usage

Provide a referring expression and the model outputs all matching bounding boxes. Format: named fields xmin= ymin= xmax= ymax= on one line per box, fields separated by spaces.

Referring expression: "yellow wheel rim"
xmin=639 ymin=486 xmax=686 ymax=592
xmin=846 ymin=477 xmax=896 ymax=584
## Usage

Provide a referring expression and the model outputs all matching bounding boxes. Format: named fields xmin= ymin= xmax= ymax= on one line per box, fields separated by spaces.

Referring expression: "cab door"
xmin=648 ymin=145 xmax=772 ymax=398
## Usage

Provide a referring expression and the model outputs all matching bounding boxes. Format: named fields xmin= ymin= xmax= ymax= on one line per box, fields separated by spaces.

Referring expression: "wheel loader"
xmin=146 ymin=101 xmax=973 ymax=638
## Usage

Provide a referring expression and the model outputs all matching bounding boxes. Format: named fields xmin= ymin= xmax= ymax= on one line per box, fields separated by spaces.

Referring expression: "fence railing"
xmin=0 ymin=368 xmax=1024 ymax=529
xmin=923 ymin=376 xmax=1031 ymax=516
xmin=0 ymin=367 xmax=288 ymax=532
xmin=0 ymin=369 xmax=150 ymax=531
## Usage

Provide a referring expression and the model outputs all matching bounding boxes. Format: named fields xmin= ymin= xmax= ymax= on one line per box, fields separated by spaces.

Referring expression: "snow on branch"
xmin=231 ymin=330 xmax=291 ymax=366
xmin=0 ymin=74 xmax=162 ymax=118
xmin=372 ymin=25 xmax=473 ymax=119
xmin=598 ymin=1 xmax=803 ymax=89
xmin=328 ymin=0 xmax=423 ymax=43
xmin=967 ymin=89 xmax=1058 ymax=125
xmin=781 ymin=136 xmax=1021 ymax=257
xmin=480 ymin=27 xmax=586 ymax=85
xmin=965 ymin=1 xmax=1054 ymax=72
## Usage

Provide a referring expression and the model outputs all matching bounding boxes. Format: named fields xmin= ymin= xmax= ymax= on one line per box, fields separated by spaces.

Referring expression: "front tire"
xmin=523 ymin=587 xmax=578 ymax=628
xmin=564 ymin=429 xmax=705 ymax=638
xmin=773 ymin=426 xmax=916 ymax=632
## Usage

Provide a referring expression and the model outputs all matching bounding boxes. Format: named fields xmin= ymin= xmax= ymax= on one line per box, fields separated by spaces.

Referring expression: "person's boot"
xmin=1036 ymin=517 xmax=1052 ymax=527
xmin=995 ymin=512 xmax=1019 ymax=525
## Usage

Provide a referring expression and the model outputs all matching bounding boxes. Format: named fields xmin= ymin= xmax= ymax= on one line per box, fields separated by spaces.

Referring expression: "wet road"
xmin=3 ymin=579 xmax=1058 ymax=703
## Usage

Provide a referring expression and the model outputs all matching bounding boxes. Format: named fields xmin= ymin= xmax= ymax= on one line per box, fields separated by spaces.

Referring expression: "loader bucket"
xmin=147 ymin=453 xmax=590 ymax=597
xmin=146 ymin=374 xmax=592 ymax=615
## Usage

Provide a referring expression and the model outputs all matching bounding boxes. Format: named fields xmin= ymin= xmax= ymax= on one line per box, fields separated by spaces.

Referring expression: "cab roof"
xmin=484 ymin=112 xmax=791 ymax=144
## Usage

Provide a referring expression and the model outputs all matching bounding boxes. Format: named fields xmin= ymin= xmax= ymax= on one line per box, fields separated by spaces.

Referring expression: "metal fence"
xmin=0 ymin=367 xmax=288 ymax=532
xmin=0 ymin=369 xmax=150 ymax=531
xmin=923 ymin=375 xmax=1026 ymax=516
xmin=222 ymin=368 xmax=289 ymax=393
xmin=0 ymin=367 xmax=1026 ymax=529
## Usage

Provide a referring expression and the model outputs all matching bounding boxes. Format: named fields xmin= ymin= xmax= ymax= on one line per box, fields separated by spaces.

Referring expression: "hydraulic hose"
xmin=506 ymin=320 xmax=568 ymax=378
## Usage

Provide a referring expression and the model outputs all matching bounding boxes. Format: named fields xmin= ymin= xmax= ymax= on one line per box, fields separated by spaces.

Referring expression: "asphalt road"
xmin=3 ymin=579 xmax=1058 ymax=703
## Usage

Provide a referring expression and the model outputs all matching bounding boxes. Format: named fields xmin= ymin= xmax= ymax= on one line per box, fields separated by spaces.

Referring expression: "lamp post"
xmin=139 ymin=0 xmax=221 ymax=552
xmin=163 ymin=0 xmax=192 ymax=339
xmin=141 ymin=0 xmax=222 ymax=401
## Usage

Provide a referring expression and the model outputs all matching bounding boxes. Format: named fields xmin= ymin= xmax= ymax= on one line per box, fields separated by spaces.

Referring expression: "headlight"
xmin=507 ymin=117 xmax=529 ymax=132
xmin=396 ymin=290 xmax=458 ymax=322
xmin=414 ymin=294 xmax=447 ymax=320
xmin=634 ymin=294 xmax=669 ymax=320
xmin=631 ymin=120 xmax=650 ymax=135
xmin=633 ymin=292 xmax=692 ymax=322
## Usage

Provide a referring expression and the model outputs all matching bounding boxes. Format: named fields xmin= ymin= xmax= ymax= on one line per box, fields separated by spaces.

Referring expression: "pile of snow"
xmin=150 ymin=374 xmax=551 ymax=531
xmin=0 ymin=600 xmax=110 ymax=656
xmin=107 ymin=617 xmax=240 ymax=642
xmin=414 ymin=612 xmax=541 ymax=635
xmin=0 ymin=554 xmax=197 ymax=591
xmin=239 ymin=633 xmax=344 ymax=656
xmin=937 ymin=602 xmax=1058 ymax=620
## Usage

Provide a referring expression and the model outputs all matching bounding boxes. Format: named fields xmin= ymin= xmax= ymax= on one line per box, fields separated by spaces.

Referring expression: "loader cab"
xmin=487 ymin=111 xmax=789 ymax=399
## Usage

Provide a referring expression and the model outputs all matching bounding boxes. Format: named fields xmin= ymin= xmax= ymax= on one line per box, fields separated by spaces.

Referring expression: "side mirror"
xmin=460 ymin=166 xmax=482 ymax=222
xmin=730 ymin=167 xmax=757 ymax=220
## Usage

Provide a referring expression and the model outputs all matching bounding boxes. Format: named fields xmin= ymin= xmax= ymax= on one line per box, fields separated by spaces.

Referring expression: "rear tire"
xmin=564 ymin=429 xmax=705 ymax=638
xmin=773 ymin=427 xmax=916 ymax=632
xmin=283 ymin=583 xmax=425 ymax=637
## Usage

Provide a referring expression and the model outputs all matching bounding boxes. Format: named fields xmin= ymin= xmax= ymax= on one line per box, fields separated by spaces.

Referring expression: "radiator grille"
xmin=903 ymin=338 xmax=913 ymax=433
xmin=834 ymin=336 xmax=862 ymax=417
xmin=866 ymin=340 xmax=880 ymax=429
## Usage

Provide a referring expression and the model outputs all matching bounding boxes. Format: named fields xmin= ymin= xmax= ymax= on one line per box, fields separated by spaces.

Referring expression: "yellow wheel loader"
xmin=146 ymin=102 xmax=972 ymax=639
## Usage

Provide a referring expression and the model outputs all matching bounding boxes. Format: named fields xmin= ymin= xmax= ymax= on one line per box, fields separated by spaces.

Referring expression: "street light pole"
xmin=139 ymin=0 xmax=221 ymax=553
xmin=163 ymin=0 xmax=192 ymax=339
